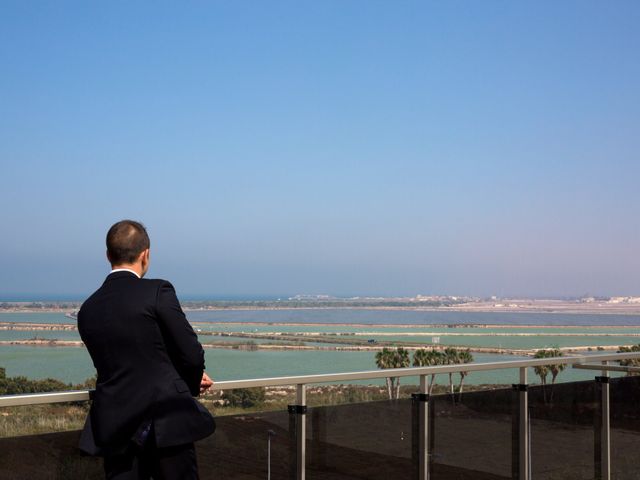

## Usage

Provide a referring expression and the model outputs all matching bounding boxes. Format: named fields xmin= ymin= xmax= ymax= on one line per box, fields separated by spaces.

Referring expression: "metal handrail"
xmin=0 ymin=390 xmax=91 ymax=407
xmin=573 ymin=363 xmax=640 ymax=373
xmin=1 ymin=351 xmax=639 ymax=408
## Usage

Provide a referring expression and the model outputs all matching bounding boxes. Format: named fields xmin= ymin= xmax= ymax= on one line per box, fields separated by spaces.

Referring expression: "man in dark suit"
xmin=78 ymin=220 xmax=215 ymax=479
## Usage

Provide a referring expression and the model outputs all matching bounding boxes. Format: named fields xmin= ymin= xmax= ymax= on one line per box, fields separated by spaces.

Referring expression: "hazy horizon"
xmin=0 ymin=291 xmax=631 ymax=303
xmin=1 ymin=2 xmax=639 ymax=298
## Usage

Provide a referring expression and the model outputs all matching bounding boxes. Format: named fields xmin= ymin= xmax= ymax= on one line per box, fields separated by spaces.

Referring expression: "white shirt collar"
xmin=110 ymin=268 xmax=141 ymax=279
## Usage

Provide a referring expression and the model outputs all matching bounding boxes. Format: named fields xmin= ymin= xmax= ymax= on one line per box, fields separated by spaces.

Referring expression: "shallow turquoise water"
xmin=0 ymin=330 xmax=81 ymax=341
xmin=0 ymin=312 xmax=73 ymax=324
xmin=0 ymin=346 xmax=95 ymax=384
xmin=199 ymin=335 xmax=299 ymax=345
xmin=0 ymin=345 xmax=613 ymax=387
xmin=185 ymin=309 xmax=640 ymax=326
xmin=192 ymin=323 xmax=640 ymax=335
xmin=2 ymin=324 xmax=639 ymax=350
xmin=4 ymin=310 xmax=640 ymax=327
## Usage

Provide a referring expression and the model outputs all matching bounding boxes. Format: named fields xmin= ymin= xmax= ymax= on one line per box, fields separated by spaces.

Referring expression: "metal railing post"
xmin=594 ymin=362 xmax=611 ymax=480
xmin=512 ymin=367 xmax=529 ymax=480
xmin=288 ymin=384 xmax=306 ymax=480
xmin=412 ymin=375 xmax=430 ymax=480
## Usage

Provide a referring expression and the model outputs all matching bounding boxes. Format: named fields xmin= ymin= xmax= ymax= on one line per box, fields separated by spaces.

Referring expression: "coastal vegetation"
xmin=0 ymin=367 xmax=96 ymax=438
xmin=0 ymin=367 xmax=95 ymax=396
xmin=374 ymin=347 xmax=410 ymax=399
xmin=456 ymin=349 xmax=474 ymax=397
xmin=377 ymin=347 xmax=474 ymax=400
xmin=412 ymin=348 xmax=441 ymax=394
xmin=533 ymin=348 xmax=566 ymax=386
xmin=532 ymin=348 xmax=566 ymax=402
xmin=221 ymin=387 xmax=266 ymax=408
xmin=618 ymin=344 xmax=640 ymax=374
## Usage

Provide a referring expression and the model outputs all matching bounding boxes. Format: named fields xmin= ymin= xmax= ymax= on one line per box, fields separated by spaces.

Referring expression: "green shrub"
xmin=0 ymin=366 xmax=96 ymax=395
xmin=221 ymin=388 xmax=266 ymax=408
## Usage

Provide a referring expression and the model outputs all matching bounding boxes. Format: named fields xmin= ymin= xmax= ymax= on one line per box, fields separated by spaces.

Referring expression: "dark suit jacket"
xmin=77 ymin=271 xmax=215 ymax=456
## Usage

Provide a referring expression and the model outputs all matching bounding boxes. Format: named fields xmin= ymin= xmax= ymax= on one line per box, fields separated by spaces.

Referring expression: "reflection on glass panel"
xmin=0 ymin=407 xmax=292 ymax=480
xmin=0 ymin=403 xmax=88 ymax=438
xmin=3 ymin=375 xmax=640 ymax=478
xmin=202 ymin=409 xmax=291 ymax=479
xmin=307 ymin=399 xmax=412 ymax=479
xmin=430 ymin=389 xmax=512 ymax=479
xmin=610 ymin=375 xmax=640 ymax=480
xmin=529 ymin=380 xmax=595 ymax=480
xmin=0 ymin=430 xmax=102 ymax=479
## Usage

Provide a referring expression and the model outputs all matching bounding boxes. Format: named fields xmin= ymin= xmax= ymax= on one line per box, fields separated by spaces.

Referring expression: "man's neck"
xmin=110 ymin=265 xmax=143 ymax=278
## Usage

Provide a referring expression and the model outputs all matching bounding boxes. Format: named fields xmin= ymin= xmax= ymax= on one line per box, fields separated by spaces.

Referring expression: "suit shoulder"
xmin=78 ymin=288 xmax=101 ymax=314
xmin=143 ymin=278 xmax=173 ymax=289
xmin=143 ymin=278 xmax=176 ymax=299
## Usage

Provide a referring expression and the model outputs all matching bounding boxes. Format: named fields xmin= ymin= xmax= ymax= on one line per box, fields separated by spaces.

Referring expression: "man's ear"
xmin=106 ymin=250 xmax=112 ymax=264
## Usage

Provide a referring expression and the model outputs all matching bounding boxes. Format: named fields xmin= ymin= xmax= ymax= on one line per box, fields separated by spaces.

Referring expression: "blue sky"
xmin=1 ymin=1 xmax=639 ymax=298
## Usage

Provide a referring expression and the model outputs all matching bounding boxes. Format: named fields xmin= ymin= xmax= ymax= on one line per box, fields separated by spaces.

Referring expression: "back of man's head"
xmin=106 ymin=220 xmax=150 ymax=266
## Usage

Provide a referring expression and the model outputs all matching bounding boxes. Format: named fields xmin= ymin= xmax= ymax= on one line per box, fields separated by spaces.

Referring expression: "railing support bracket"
xmin=288 ymin=384 xmax=306 ymax=480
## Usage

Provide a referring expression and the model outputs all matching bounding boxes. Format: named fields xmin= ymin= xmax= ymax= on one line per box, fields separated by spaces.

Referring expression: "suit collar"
xmin=110 ymin=268 xmax=140 ymax=278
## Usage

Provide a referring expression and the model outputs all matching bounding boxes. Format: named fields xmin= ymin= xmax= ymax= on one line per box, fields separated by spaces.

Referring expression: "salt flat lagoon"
xmin=0 ymin=345 xmax=605 ymax=387
xmin=4 ymin=309 xmax=640 ymax=326
xmin=186 ymin=309 xmax=640 ymax=326
xmin=1 ymin=310 xmax=639 ymax=387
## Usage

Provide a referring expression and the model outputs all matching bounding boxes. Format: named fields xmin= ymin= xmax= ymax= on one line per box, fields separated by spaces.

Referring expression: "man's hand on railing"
xmin=200 ymin=372 xmax=214 ymax=394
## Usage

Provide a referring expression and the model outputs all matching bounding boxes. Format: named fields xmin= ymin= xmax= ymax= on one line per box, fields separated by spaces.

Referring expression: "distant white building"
xmin=607 ymin=296 xmax=640 ymax=304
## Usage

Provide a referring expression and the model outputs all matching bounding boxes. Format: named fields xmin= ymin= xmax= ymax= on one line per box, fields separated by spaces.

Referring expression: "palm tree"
xmin=443 ymin=347 xmax=459 ymax=395
xmin=534 ymin=348 xmax=567 ymax=402
xmin=545 ymin=348 xmax=565 ymax=402
xmin=413 ymin=348 xmax=443 ymax=395
xmin=375 ymin=348 xmax=393 ymax=400
xmin=392 ymin=347 xmax=411 ymax=399
xmin=413 ymin=348 xmax=430 ymax=368
xmin=457 ymin=349 xmax=474 ymax=400
xmin=547 ymin=348 xmax=565 ymax=384
xmin=413 ymin=348 xmax=430 ymax=377
xmin=533 ymin=349 xmax=550 ymax=386
xmin=428 ymin=350 xmax=444 ymax=394
xmin=375 ymin=347 xmax=410 ymax=399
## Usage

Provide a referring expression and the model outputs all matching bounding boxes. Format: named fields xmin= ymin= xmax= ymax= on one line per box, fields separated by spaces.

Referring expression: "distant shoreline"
xmin=5 ymin=320 xmax=640 ymax=333
xmin=2 ymin=303 xmax=640 ymax=315
xmin=0 ymin=338 xmax=626 ymax=356
xmin=3 ymin=320 xmax=640 ymax=330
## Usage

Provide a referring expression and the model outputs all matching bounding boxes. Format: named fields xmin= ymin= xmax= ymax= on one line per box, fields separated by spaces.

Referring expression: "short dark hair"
xmin=106 ymin=220 xmax=150 ymax=265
